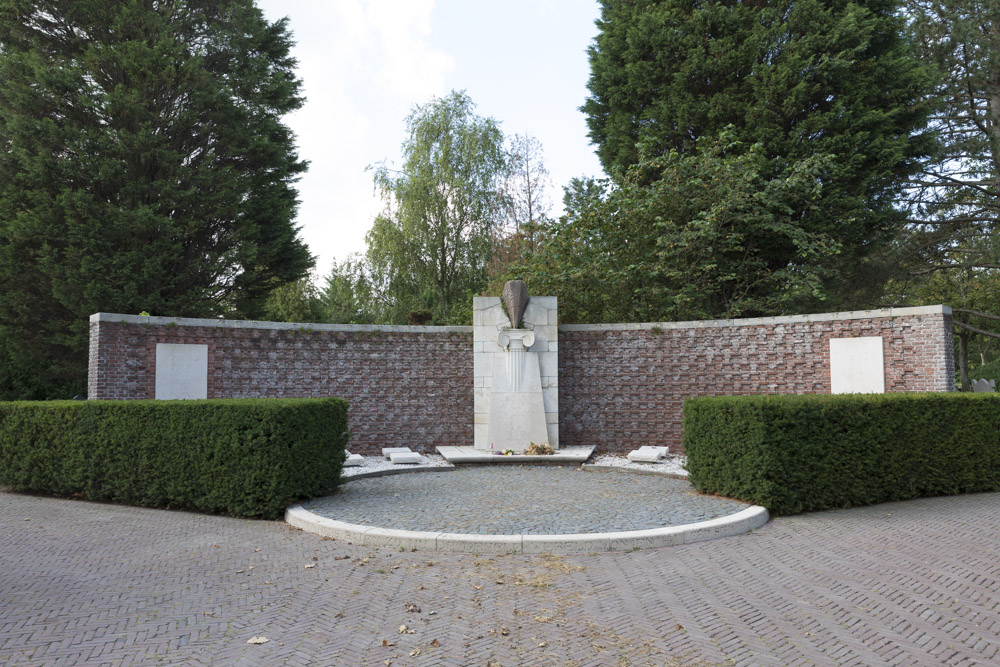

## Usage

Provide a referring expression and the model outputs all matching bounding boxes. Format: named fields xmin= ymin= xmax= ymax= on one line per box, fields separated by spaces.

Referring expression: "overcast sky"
xmin=254 ymin=0 xmax=605 ymax=278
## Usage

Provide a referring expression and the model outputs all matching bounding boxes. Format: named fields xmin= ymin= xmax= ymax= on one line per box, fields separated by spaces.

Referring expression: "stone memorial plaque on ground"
xmin=382 ymin=447 xmax=413 ymax=458
xmin=389 ymin=452 xmax=423 ymax=465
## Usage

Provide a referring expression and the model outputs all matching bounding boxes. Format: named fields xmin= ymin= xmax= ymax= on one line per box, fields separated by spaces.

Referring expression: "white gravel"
xmin=589 ymin=453 xmax=689 ymax=477
xmin=342 ymin=453 xmax=453 ymax=477
xmin=342 ymin=452 xmax=688 ymax=477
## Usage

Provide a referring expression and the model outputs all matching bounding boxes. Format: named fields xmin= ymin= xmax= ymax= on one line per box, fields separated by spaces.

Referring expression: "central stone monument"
xmin=473 ymin=281 xmax=557 ymax=451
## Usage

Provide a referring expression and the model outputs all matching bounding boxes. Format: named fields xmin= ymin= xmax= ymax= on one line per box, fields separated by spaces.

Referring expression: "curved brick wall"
xmin=88 ymin=317 xmax=473 ymax=454
xmin=557 ymin=308 xmax=954 ymax=451
xmin=89 ymin=306 xmax=953 ymax=455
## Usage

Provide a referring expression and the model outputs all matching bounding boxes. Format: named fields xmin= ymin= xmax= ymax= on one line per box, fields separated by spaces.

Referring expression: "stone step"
xmin=436 ymin=445 xmax=595 ymax=464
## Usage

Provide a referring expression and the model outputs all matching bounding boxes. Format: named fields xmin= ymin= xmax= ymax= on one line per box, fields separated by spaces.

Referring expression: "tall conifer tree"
xmin=0 ymin=0 xmax=313 ymax=394
xmin=582 ymin=0 xmax=936 ymax=306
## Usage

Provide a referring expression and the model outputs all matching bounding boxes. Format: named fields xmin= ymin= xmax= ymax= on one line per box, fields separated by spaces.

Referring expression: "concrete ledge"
xmin=90 ymin=312 xmax=472 ymax=335
xmin=93 ymin=305 xmax=949 ymax=336
xmin=285 ymin=504 xmax=769 ymax=554
xmin=558 ymin=305 xmax=951 ymax=333
xmin=436 ymin=445 xmax=595 ymax=464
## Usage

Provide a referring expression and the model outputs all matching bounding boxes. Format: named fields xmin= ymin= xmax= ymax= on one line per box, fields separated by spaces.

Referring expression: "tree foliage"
xmin=322 ymin=255 xmax=380 ymax=324
xmin=262 ymin=277 xmax=327 ymax=324
xmin=0 ymin=0 xmax=313 ymax=396
xmin=902 ymin=0 xmax=999 ymax=275
xmin=511 ymin=132 xmax=840 ymax=323
xmin=581 ymin=0 xmax=936 ymax=306
xmin=893 ymin=3 xmax=999 ymax=384
xmin=367 ymin=90 xmax=509 ymax=324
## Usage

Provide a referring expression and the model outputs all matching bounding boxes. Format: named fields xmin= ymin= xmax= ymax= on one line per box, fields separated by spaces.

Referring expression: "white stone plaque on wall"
xmin=830 ymin=336 xmax=884 ymax=394
xmin=155 ymin=343 xmax=208 ymax=399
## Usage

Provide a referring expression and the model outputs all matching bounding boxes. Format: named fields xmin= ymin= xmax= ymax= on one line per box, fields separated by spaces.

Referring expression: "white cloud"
xmin=363 ymin=0 xmax=454 ymax=101
xmin=256 ymin=0 xmax=455 ymax=274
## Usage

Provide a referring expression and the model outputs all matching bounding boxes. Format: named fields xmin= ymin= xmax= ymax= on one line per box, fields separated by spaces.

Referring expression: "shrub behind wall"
xmin=683 ymin=393 xmax=1000 ymax=515
xmin=0 ymin=398 xmax=349 ymax=519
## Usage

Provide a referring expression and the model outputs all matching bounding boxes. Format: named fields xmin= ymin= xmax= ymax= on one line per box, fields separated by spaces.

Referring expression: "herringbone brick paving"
xmin=2 ymin=490 xmax=999 ymax=666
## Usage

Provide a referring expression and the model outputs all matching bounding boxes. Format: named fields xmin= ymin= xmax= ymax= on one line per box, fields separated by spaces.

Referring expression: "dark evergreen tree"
xmin=582 ymin=0 xmax=936 ymax=308
xmin=0 ymin=0 xmax=313 ymax=395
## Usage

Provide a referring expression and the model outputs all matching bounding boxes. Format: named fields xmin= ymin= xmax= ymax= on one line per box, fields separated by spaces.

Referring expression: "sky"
xmin=254 ymin=0 xmax=605 ymax=278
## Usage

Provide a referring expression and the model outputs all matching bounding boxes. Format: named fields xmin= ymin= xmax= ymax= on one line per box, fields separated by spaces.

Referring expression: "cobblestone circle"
xmin=3 ymin=490 xmax=1000 ymax=665
xmin=303 ymin=465 xmax=749 ymax=534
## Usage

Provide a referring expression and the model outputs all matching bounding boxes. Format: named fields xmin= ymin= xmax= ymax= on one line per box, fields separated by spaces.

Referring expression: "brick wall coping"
xmin=558 ymin=305 xmax=951 ymax=332
xmin=92 ymin=304 xmax=949 ymax=336
xmin=89 ymin=312 xmax=473 ymax=335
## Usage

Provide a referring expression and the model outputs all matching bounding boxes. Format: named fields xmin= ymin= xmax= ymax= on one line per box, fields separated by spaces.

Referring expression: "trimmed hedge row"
xmin=683 ymin=393 xmax=1000 ymax=515
xmin=0 ymin=398 xmax=349 ymax=519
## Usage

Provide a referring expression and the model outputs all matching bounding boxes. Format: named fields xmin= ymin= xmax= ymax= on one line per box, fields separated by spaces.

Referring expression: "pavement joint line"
xmin=285 ymin=467 xmax=769 ymax=553
xmin=581 ymin=463 xmax=689 ymax=480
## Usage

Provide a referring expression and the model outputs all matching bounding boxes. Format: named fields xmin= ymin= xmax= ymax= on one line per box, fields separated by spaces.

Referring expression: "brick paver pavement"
xmin=2 ymin=489 xmax=999 ymax=666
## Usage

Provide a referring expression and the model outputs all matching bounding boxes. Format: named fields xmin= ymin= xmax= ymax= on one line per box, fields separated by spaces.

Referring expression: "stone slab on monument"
xmin=473 ymin=281 xmax=558 ymax=451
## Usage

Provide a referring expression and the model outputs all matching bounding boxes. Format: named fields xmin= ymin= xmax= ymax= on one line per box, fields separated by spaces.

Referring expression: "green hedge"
xmin=0 ymin=398 xmax=349 ymax=518
xmin=683 ymin=393 xmax=1000 ymax=515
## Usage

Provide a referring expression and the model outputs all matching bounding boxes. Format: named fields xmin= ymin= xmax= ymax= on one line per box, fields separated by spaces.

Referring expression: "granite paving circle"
xmin=301 ymin=465 xmax=750 ymax=535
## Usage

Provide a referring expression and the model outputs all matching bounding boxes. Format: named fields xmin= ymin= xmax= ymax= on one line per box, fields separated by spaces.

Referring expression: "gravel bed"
xmin=589 ymin=453 xmax=688 ymax=477
xmin=342 ymin=453 xmax=453 ymax=477
xmin=307 ymin=464 xmax=740 ymax=534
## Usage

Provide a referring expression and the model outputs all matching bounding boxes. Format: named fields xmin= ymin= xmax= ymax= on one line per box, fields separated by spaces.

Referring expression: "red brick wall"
xmin=558 ymin=309 xmax=954 ymax=451
xmin=88 ymin=317 xmax=473 ymax=454
xmin=88 ymin=307 xmax=954 ymax=455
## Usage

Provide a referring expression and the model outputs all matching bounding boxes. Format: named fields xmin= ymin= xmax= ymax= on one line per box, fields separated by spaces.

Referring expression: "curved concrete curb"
xmin=285 ymin=504 xmax=770 ymax=554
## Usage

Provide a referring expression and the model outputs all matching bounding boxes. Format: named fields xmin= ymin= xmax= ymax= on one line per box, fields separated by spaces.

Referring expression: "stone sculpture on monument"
xmin=473 ymin=281 xmax=558 ymax=451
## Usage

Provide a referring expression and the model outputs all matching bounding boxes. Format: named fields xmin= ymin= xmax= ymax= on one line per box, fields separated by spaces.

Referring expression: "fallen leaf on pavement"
xmin=304 ymin=564 xmax=316 ymax=569
xmin=246 ymin=636 xmax=269 ymax=645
